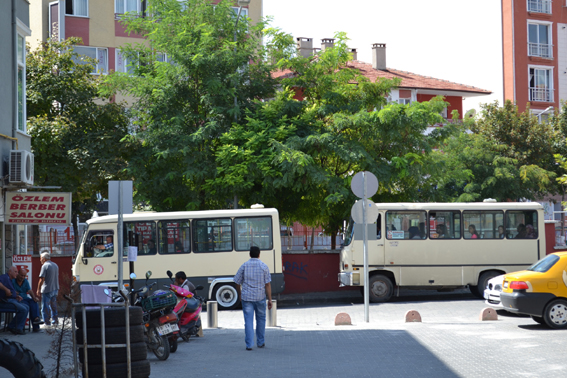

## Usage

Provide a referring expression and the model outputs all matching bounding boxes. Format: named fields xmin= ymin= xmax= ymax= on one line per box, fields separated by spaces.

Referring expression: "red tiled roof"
xmin=272 ymin=61 xmax=491 ymax=95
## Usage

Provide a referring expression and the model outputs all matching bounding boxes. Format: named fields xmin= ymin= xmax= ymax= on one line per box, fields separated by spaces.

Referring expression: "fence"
xmin=280 ymin=223 xmax=343 ymax=251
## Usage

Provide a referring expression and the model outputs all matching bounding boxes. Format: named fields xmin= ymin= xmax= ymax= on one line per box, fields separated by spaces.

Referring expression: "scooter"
xmin=165 ymin=270 xmax=204 ymax=342
xmin=133 ymin=271 xmax=179 ymax=361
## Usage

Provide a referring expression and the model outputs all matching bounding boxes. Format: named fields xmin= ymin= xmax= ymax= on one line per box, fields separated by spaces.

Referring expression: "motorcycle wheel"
xmin=170 ymin=336 xmax=178 ymax=353
xmin=149 ymin=327 xmax=170 ymax=361
xmin=180 ymin=329 xmax=190 ymax=342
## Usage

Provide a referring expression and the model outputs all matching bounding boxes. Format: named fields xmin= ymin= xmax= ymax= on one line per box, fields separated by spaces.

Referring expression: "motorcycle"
xmin=165 ymin=270 xmax=204 ymax=342
xmin=133 ymin=271 xmax=179 ymax=361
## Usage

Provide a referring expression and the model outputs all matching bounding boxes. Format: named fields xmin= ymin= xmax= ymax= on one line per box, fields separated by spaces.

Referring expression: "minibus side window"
xmin=234 ymin=216 xmax=273 ymax=251
xmin=506 ymin=210 xmax=538 ymax=239
xmin=193 ymin=218 xmax=232 ymax=253
xmin=429 ymin=211 xmax=461 ymax=239
xmin=85 ymin=230 xmax=114 ymax=258
xmin=124 ymin=221 xmax=157 ymax=255
xmin=158 ymin=220 xmax=191 ymax=254
xmin=463 ymin=211 xmax=504 ymax=239
xmin=386 ymin=211 xmax=427 ymax=240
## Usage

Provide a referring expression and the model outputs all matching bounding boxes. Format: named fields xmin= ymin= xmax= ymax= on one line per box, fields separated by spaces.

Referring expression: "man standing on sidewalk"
xmin=13 ymin=268 xmax=43 ymax=332
xmin=0 ymin=266 xmax=29 ymax=335
xmin=36 ymin=253 xmax=59 ymax=326
xmin=233 ymin=246 xmax=272 ymax=351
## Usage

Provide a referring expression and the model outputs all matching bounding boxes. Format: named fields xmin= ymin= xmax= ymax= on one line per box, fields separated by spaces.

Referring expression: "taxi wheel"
xmin=543 ymin=299 xmax=567 ymax=329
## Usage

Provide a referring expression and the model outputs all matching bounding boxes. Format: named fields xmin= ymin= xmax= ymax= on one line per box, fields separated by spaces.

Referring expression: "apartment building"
xmin=502 ymin=0 xmax=566 ymax=118
xmin=0 ymin=0 xmax=34 ymax=271
xmin=282 ymin=39 xmax=492 ymax=121
xmin=29 ymin=0 xmax=262 ymax=75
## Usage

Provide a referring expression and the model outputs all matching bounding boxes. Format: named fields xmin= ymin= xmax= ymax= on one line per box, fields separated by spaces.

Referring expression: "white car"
xmin=483 ymin=274 xmax=505 ymax=309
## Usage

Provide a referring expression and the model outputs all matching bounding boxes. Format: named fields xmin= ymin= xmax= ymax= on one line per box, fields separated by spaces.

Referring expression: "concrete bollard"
xmin=267 ymin=300 xmax=277 ymax=327
xmin=335 ymin=312 xmax=352 ymax=326
xmin=479 ymin=307 xmax=498 ymax=321
xmin=207 ymin=301 xmax=218 ymax=328
xmin=405 ymin=310 xmax=422 ymax=323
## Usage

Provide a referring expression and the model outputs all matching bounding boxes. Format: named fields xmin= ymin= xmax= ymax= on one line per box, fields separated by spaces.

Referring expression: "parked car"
xmin=483 ymin=274 xmax=505 ymax=309
xmin=500 ymin=252 xmax=567 ymax=329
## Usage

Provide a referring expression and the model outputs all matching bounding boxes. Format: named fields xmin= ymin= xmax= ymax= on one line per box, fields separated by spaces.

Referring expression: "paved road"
xmin=2 ymin=290 xmax=566 ymax=377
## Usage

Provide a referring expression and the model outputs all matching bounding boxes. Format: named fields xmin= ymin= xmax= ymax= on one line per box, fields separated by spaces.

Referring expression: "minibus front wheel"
xmin=213 ymin=283 xmax=240 ymax=310
xmin=368 ymin=274 xmax=394 ymax=303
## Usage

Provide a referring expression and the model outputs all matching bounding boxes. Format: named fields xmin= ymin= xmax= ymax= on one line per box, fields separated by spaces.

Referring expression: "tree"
xmin=207 ymin=33 xmax=447 ymax=247
xmin=103 ymin=0 xmax=279 ymax=211
xmin=27 ymin=38 xmax=134 ymax=246
xmin=433 ymin=100 xmax=559 ymax=202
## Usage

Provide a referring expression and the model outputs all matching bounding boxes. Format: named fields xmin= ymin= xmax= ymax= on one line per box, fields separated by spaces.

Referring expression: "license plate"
xmin=157 ymin=323 xmax=173 ymax=336
xmin=171 ymin=324 xmax=179 ymax=332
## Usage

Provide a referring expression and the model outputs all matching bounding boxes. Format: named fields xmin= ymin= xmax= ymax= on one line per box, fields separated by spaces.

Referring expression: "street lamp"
xmin=537 ymin=106 xmax=554 ymax=122
xmin=233 ymin=0 xmax=250 ymax=209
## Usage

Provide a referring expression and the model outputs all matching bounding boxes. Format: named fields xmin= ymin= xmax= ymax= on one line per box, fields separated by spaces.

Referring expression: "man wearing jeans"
xmin=0 ymin=266 xmax=29 ymax=335
xmin=233 ymin=246 xmax=272 ymax=351
xmin=36 ymin=253 xmax=59 ymax=326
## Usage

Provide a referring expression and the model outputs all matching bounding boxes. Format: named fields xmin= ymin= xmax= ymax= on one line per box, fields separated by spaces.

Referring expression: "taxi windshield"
xmin=527 ymin=254 xmax=559 ymax=273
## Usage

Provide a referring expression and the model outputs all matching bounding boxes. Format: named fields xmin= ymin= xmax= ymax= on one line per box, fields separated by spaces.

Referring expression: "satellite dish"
xmin=465 ymin=109 xmax=477 ymax=119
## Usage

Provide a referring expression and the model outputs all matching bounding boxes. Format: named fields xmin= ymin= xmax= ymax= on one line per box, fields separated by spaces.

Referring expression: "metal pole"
xmin=207 ymin=301 xmax=218 ymax=328
xmin=117 ymin=182 xmax=123 ymax=290
xmin=363 ymin=172 xmax=369 ymax=322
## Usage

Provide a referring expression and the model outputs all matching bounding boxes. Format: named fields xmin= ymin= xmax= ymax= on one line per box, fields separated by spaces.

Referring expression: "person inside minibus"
xmin=498 ymin=225 xmax=505 ymax=239
xmin=94 ymin=236 xmax=113 ymax=251
xmin=525 ymin=224 xmax=536 ymax=239
xmin=514 ymin=224 xmax=526 ymax=239
xmin=409 ymin=226 xmax=421 ymax=239
xmin=436 ymin=224 xmax=447 ymax=238
xmin=468 ymin=225 xmax=480 ymax=239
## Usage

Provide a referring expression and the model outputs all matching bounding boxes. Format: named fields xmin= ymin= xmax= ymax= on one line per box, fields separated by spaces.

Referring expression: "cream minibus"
xmin=72 ymin=206 xmax=284 ymax=309
xmin=338 ymin=202 xmax=545 ymax=302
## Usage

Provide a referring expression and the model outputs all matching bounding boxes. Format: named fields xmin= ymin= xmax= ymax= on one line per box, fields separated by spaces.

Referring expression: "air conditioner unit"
xmin=9 ymin=150 xmax=34 ymax=186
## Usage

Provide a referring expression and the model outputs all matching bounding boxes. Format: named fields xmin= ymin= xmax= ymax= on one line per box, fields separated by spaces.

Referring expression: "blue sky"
xmin=263 ymin=0 xmax=503 ymax=114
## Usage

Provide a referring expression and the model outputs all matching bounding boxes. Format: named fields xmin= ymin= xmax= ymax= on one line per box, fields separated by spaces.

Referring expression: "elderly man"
xmin=0 ymin=266 xmax=29 ymax=335
xmin=13 ymin=269 xmax=43 ymax=332
xmin=36 ymin=253 xmax=59 ymax=326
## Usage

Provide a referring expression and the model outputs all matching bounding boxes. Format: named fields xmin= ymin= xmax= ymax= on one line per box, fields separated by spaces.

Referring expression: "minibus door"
xmin=80 ymin=230 xmax=118 ymax=283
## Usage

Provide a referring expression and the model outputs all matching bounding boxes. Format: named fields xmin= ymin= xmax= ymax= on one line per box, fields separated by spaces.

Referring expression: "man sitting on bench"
xmin=0 ymin=266 xmax=29 ymax=335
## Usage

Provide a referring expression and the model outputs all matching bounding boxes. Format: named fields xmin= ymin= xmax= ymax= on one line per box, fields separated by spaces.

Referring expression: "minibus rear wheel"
xmin=368 ymin=274 xmax=394 ymax=303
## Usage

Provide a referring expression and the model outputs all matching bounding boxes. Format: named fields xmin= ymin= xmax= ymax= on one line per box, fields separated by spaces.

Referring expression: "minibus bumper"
xmin=338 ymin=272 xmax=360 ymax=287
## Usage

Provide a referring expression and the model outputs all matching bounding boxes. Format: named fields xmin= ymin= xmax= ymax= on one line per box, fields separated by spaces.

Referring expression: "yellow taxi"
xmin=500 ymin=252 xmax=567 ymax=329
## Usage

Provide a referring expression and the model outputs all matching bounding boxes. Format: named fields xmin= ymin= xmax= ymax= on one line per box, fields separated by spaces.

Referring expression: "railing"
xmin=528 ymin=42 xmax=552 ymax=58
xmin=530 ymin=87 xmax=553 ymax=102
xmin=527 ymin=0 xmax=552 ymax=14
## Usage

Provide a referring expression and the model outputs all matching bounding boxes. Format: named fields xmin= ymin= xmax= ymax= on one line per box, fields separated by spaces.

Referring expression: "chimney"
xmin=372 ymin=43 xmax=386 ymax=70
xmin=321 ymin=38 xmax=335 ymax=51
xmin=350 ymin=48 xmax=357 ymax=61
xmin=296 ymin=37 xmax=313 ymax=58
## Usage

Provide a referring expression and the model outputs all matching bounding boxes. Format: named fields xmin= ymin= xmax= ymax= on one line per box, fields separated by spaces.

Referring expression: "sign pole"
xmin=363 ymin=173 xmax=369 ymax=323
xmin=117 ymin=181 xmax=123 ymax=290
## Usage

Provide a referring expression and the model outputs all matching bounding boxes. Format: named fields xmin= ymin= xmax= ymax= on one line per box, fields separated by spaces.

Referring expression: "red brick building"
xmin=502 ymin=0 xmax=565 ymax=118
xmin=275 ymin=38 xmax=492 ymax=121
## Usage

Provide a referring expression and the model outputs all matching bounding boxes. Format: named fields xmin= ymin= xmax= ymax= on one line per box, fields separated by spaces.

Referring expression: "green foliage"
xmin=434 ymin=100 xmax=560 ymax=202
xmin=207 ymin=32 xmax=448 ymax=236
xmin=26 ymin=38 xmax=133 ymax=220
xmin=104 ymin=0 xmax=279 ymax=211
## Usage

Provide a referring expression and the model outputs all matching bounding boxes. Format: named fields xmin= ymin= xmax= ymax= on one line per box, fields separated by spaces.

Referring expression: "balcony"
xmin=528 ymin=42 xmax=553 ymax=58
xmin=527 ymin=0 xmax=552 ymax=14
xmin=530 ymin=87 xmax=553 ymax=102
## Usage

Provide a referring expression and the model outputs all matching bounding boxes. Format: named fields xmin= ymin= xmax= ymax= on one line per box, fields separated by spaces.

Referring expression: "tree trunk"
xmin=310 ymin=227 xmax=315 ymax=251
xmin=331 ymin=230 xmax=337 ymax=250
